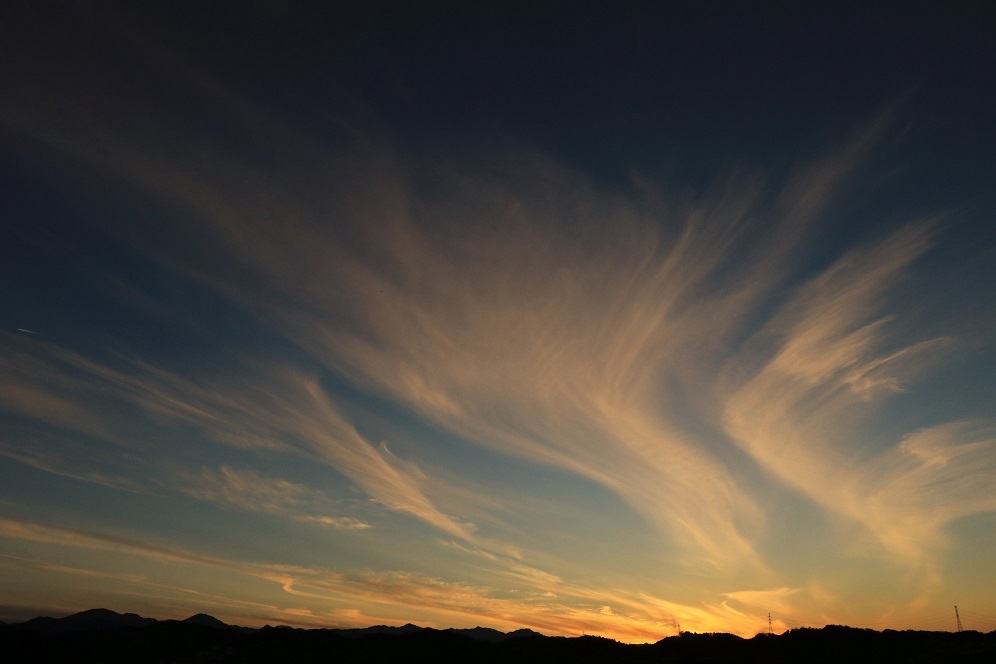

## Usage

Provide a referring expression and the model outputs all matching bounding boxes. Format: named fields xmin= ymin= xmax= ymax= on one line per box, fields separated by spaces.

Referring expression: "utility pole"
xmin=955 ymin=605 xmax=963 ymax=632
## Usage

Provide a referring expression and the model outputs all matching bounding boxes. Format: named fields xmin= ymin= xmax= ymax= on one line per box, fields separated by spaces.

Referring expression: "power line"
xmin=959 ymin=609 xmax=996 ymax=623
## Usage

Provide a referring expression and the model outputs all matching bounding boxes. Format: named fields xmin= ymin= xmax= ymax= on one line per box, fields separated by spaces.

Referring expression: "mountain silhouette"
xmin=182 ymin=613 xmax=238 ymax=629
xmin=14 ymin=608 xmax=157 ymax=633
xmin=328 ymin=622 xmax=424 ymax=638
xmin=446 ymin=626 xmax=545 ymax=643
xmin=3 ymin=609 xmax=996 ymax=663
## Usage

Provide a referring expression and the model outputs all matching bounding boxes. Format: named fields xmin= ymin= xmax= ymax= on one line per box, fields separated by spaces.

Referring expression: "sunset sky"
xmin=2 ymin=1 xmax=996 ymax=642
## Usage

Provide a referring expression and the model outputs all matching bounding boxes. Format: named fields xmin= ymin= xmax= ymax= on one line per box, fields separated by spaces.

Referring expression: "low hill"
xmin=3 ymin=610 xmax=995 ymax=663
xmin=13 ymin=608 xmax=157 ymax=633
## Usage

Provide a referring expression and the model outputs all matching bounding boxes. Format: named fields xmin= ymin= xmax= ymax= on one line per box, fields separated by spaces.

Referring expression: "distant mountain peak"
xmin=18 ymin=608 xmax=157 ymax=633
xmin=72 ymin=608 xmax=120 ymax=618
xmin=445 ymin=625 xmax=545 ymax=643
xmin=507 ymin=628 xmax=544 ymax=638
xmin=182 ymin=613 xmax=230 ymax=629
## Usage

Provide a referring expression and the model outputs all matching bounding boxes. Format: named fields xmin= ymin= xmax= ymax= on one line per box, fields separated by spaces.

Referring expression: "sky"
xmin=2 ymin=1 xmax=996 ymax=642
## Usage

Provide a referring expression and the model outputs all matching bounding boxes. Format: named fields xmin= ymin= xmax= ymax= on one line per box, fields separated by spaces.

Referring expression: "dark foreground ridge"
xmin=3 ymin=609 xmax=995 ymax=663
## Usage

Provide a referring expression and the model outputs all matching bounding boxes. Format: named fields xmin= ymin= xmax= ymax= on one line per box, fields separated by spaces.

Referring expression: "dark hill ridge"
xmin=330 ymin=623 xmax=543 ymax=642
xmin=15 ymin=608 xmax=157 ymax=632
xmin=445 ymin=625 xmax=544 ymax=643
xmin=3 ymin=609 xmax=996 ymax=663
xmin=6 ymin=609 xmax=542 ymax=642
xmin=181 ymin=613 xmax=240 ymax=630
xmin=327 ymin=621 xmax=423 ymax=638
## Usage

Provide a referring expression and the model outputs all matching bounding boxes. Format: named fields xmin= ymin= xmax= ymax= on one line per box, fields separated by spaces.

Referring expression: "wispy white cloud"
xmin=295 ymin=516 xmax=372 ymax=530
xmin=0 ymin=340 xmax=473 ymax=543
xmin=0 ymin=13 xmax=896 ymax=570
xmin=860 ymin=422 xmax=996 ymax=560
xmin=4 ymin=81 xmax=973 ymax=575
xmin=723 ymin=224 xmax=995 ymax=567
xmin=0 ymin=440 xmax=145 ymax=493
xmin=176 ymin=465 xmax=325 ymax=513
xmin=174 ymin=465 xmax=372 ymax=530
xmin=217 ymin=131 xmax=898 ymax=570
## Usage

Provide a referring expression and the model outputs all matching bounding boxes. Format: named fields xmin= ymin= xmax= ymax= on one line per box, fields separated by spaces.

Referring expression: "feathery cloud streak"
xmin=0 ymin=339 xmax=469 ymax=542
xmin=6 ymin=83 xmax=990 ymax=565
xmin=724 ymin=224 xmax=996 ymax=567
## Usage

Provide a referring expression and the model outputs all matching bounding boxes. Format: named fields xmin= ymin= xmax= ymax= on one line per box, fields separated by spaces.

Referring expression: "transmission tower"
xmin=955 ymin=605 xmax=963 ymax=632
xmin=768 ymin=612 xmax=773 ymax=635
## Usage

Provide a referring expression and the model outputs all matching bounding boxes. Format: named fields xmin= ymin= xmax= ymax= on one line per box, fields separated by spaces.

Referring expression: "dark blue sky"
xmin=127 ymin=2 xmax=995 ymax=186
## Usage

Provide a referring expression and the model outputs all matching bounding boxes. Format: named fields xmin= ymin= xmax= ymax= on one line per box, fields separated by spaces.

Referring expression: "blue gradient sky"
xmin=2 ymin=1 xmax=996 ymax=641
